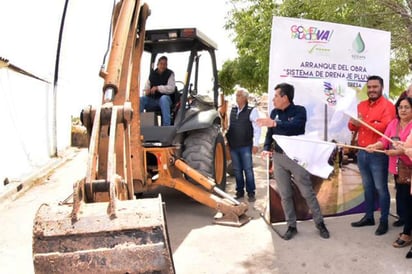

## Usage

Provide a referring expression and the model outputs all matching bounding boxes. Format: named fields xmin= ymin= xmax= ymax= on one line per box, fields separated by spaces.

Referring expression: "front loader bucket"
xmin=32 ymin=196 xmax=175 ymax=274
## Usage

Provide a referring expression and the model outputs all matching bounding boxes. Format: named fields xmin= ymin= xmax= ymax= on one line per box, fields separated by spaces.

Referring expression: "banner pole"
xmin=335 ymin=143 xmax=385 ymax=154
xmin=272 ymin=134 xmax=386 ymax=154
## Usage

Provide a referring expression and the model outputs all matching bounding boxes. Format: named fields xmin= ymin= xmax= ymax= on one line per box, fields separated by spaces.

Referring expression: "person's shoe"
xmin=351 ymin=216 xmax=375 ymax=227
xmin=247 ymin=193 xmax=256 ymax=202
xmin=393 ymin=219 xmax=405 ymax=227
xmin=375 ymin=221 xmax=388 ymax=236
xmin=234 ymin=192 xmax=244 ymax=199
xmin=282 ymin=226 xmax=297 ymax=240
xmin=393 ymin=234 xmax=412 ymax=248
xmin=316 ymin=222 xmax=330 ymax=239
xmin=406 ymin=247 xmax=412 ymax=259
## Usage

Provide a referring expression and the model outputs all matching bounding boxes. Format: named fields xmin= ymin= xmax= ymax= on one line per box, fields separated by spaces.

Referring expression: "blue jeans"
xmin=357 ymin=150 xmax=390 ymax=222
xmin=140 ymin=95 xmax=172 ymax=126
xmin=230 ymin=146 xmax=255 ymax=195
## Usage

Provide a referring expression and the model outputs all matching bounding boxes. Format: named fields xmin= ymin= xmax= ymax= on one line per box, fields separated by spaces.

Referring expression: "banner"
xmin=266 ymin=17 xmax=391 ymax=224
xmin=268 ymin=16 xmax=391 ymax=143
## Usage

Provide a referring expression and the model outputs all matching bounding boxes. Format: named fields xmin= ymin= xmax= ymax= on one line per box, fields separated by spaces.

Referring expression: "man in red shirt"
xmin=348 ymin=75 xmax=396 ymax=235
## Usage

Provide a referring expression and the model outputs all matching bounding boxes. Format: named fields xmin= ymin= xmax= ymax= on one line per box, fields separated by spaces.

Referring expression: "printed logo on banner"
xmin=290 ymin=25 xmax=334 ymax=43
xmin=308 ymin=44 xmax=331 ymax=56
xmin=351 ymin=32 xmax=366 ymax=60
xmin=290 ymin=24 xmax=333 ymax=56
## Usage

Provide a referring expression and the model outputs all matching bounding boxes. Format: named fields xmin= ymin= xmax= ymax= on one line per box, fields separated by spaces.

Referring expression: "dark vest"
xmin=227 ymin=104 xmax=253 ymax=148
xmin=149 ymin=68 xmax=173 ymax=99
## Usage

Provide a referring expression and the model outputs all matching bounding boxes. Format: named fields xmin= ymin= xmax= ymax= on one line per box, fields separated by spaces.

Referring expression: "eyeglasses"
xmin=397 ymin=106 xmax=411 ymax=110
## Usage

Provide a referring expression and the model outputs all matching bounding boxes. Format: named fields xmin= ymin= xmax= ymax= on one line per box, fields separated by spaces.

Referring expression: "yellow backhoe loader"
xmin=32 ymin=1 xmax=249 ymax=273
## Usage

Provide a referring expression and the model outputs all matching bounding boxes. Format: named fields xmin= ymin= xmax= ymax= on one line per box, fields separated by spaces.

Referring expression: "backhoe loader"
xmin=32 ymin=1 xmax=249 ymax=273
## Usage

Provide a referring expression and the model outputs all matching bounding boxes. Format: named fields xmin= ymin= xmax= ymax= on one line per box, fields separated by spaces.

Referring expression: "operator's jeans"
xmin=230 ymin=145 xmax=255 ymax=195
xmin=140 ymin=95 xmax=172 ymax=126
xmin=357 ymin=150 xmax=390 ymax=222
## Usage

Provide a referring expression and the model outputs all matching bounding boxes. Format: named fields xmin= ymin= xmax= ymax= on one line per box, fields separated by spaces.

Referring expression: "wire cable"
xmin=101 ymin=0 xmax=117 ymax=70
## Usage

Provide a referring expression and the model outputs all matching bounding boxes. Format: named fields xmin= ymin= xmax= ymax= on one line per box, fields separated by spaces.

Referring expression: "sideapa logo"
xmin=351 ymin=32 xmax=366 ymax=60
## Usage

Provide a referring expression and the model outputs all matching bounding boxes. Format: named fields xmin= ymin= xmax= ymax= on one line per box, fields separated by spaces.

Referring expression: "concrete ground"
xmin=0 ymin=148 xmax=411 ymax=274
xmin=161 ymin=155 xmax=412 ymax=274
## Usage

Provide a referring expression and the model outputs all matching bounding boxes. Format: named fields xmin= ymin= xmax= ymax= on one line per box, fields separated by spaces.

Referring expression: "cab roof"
xmin=144 ymin=28 xmax=218 ymax=54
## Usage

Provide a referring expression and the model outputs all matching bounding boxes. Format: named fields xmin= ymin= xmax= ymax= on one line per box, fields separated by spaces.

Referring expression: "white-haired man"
xmin=226 ymin=87 xmax=261 ymax=202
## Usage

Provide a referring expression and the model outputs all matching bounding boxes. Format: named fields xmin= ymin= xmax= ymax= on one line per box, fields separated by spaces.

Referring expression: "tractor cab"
xmin=140 ymin=28 xmax=221 ymax=146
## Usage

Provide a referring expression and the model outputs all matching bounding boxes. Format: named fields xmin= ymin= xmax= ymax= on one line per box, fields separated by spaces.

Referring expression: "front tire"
xmin=182 ymin=125 xmax=227 ymax=190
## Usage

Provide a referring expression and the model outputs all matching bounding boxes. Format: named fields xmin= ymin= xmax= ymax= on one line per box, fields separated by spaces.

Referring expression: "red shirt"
xmin=348 ymin=96 xmax=395 ymax=147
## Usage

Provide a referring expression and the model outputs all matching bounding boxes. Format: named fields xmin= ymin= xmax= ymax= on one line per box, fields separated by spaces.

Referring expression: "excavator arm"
xmin=33 ymin=1 xmax=175 ymax=273
xmin=33 ymin=1 xmax=249 ymax=273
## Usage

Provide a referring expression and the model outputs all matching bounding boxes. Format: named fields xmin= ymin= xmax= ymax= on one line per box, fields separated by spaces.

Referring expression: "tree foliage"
xmin=219 ymin=0 xmax=277 ymax=95
xmin=220 ymin=0 xmax=412 ymax=97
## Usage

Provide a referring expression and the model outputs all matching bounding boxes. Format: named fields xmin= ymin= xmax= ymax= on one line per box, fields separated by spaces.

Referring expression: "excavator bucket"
xmin=32 ymin=195 xmax=175 ymax=274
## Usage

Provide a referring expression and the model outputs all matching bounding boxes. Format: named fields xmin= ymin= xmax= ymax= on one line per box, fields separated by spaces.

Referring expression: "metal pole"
xmin=324 ymin=104 xmax=328 ymax=141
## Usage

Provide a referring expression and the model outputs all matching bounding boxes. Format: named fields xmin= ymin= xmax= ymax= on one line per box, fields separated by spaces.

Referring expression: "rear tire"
xmin=182 ymin=125 xmax=227 ymax=190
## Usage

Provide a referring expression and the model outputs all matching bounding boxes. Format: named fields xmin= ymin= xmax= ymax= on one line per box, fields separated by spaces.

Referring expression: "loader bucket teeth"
xmin=32 ymin=196 xmax=175 ymax=274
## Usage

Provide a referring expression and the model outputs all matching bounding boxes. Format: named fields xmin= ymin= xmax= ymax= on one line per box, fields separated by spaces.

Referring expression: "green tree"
xmin=218 ymin=55 xmax=264 ymax=95
xmin=219 ymin=0 xmax=278 ymax=95
xmin=221 ymin=0 xmax=412 ymax=97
